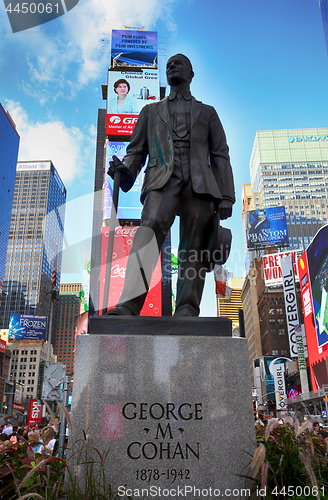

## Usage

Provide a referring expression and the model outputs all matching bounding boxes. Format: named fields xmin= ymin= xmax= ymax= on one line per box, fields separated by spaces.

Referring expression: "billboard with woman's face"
xmin=106 ymin=69 xmax=159 ymax=136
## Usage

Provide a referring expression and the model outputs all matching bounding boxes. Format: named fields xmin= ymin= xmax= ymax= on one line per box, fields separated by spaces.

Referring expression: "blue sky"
xmin=1 ymin=0 xmax=328 ymax=316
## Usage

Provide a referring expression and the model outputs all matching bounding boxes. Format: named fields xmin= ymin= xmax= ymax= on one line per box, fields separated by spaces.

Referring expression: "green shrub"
xmin=249 ymin=417 xmax=328 ymax=499
xmin=0 ymin=433 xmax=123 ymax=500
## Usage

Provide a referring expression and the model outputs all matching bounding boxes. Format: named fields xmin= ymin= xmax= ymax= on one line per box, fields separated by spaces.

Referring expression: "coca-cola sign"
xmin=100 ymin=225 xmax=162 ymax=316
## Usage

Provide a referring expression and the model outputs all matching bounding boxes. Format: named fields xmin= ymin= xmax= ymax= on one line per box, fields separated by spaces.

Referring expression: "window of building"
xmin=277 ymin=308 xmax=283 ymax=315
xmin=298 ymin=237 xmax=303 ymax=250
xmin=279 ymin=328 xmax=285 ymax=335
xmin=269 ymin=319 xmax=275 ymax=325
xmin=277 ymin=318 xmax=284 ymax=325
xmin=272 ymin=350 xmax=278 ymax=356
xmin=268 ymin=308 xmax=275 ymax=315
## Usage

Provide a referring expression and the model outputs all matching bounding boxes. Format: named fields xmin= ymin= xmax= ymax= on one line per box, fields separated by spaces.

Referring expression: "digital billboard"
xmin=246 ymin=206 xmax=288 ymax=250
xmin=106 ymin=69 xmax=159 ymax=136
xmin=99 ymin=225 xmax=162 ymax=316
xmin=111 ymin=30 xmax=158 ymax=68
xmin=104 ymin=141 xmax=144 ymax=221
xmin=298 ymin=225 xmax=328 ymax=391
xmin=8 ymin=313 xmax=47 ymax=340
xmin=306 ymin=225 xmax=328 ymax=348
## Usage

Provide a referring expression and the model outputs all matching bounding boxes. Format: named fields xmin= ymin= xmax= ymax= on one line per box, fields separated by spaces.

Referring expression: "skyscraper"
xmin=54 ymin=283 xmax=82 ymax=375
xmin=242 ymin=128 xmax=328 ymax=386
xmin=319 ymin=0 xmax=328 ymax=54
xmin=0 ymin=161 xmax=66 ymax=335
xmin=249 ymin=128 xmax=328 ymax=253
xmin=217 ymin=277 xmax=244 ymax=336
xmin=0 ymin=104 xmax=20 ymax=290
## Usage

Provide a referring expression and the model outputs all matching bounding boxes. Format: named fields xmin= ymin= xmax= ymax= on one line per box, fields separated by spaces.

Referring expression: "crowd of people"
xmin=0 ymin=421 xmax=66 ymax=456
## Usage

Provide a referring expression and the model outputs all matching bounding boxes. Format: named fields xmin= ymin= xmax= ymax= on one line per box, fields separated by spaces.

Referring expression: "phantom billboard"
xmin=246 ymin=206 xmax=288 ymax=250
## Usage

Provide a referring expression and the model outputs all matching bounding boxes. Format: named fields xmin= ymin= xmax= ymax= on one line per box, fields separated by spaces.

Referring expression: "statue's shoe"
xmin=106 ymin=305 xmax=136 ymax=316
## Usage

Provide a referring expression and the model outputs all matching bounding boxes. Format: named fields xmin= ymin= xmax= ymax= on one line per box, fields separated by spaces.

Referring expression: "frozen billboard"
xmin=111 ymin=30 xmax=158 ymax=68
xmin=9 ymin=313 xmax=47 ymax=340
xmin=246 ymin=206 xmax=288 ymax=250
xmin=106 ymin=68 xmax=159 ymax=136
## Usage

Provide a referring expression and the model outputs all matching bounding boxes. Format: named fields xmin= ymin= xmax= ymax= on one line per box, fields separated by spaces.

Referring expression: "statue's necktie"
xmin=174 ymin=93 xmax=188 ymax=139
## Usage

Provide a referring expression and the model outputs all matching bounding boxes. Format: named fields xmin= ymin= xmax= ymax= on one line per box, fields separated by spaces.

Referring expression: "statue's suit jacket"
xmin=122 ymin=96 xmax=235 ymax=206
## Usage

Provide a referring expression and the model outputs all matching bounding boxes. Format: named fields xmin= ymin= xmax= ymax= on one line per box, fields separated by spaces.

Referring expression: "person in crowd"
xmin=28 ymin=430 xmax=42 ymax=454
xmin=0 ymin=433 xmax=8 ymax=443
xmin=41 ymin=426 xmax=56 ymax=455
xmin=18 ymin=425 xmax=29 ymax=440
xmin=3 ymin=422 xmax=13 ymax=435
xmin=313 ymin=421 xmax=328 ymax=439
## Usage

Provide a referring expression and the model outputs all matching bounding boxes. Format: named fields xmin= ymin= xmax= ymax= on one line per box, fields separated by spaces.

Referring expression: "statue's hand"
xmin=217 ymin=200 xmax=233 ymax=220
xmin=108 ymin=155 xmax=134 ymax=192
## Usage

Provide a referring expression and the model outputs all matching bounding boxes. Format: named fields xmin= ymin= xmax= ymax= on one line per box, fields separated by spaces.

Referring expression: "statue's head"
xmin=166 ymin=54 xmax=194 ymax=87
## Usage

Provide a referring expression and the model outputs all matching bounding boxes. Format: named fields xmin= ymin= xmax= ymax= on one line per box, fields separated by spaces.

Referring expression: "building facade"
xmin=249 ymin=128 xmax=328 ymax=252
xmin=0 ymin=104 xmax=20 ymax=291
xmin=0 ymin=343 xmax=12 ymax=417
xmin=242 ymin=128 xmax=328 ymax=387
xmin=0 ymin=161 xmax=66 ymax=337
xmin=7 ymin=340 xmax=56 ymax=403
xmin=217 ymin=277 xmax=244 ymax=336
xmin=89 ymin=109 xmax=107 ymax=316
xmin=54 ymin=286 xmax=81 ymax=375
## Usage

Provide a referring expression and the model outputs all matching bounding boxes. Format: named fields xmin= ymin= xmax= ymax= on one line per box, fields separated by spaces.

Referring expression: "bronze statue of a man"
xmin=107 ymin=54 xmax=235 ymax=317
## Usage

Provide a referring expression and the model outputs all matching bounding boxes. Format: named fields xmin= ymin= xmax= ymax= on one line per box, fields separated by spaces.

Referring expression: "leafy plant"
xmin=249 ymin=417 xmax=328 ymax=499
xmin=0 ymin=439 xmax=65 ymax=499
xmin=0 ymin=433 xmax=124 ymax=500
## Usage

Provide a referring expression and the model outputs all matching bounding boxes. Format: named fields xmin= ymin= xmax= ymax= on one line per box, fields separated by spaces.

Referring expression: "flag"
xmin=52 ymin=269 xmax=57 ymax=288
xmin=214 ymin=264 xmax=232 ymax=299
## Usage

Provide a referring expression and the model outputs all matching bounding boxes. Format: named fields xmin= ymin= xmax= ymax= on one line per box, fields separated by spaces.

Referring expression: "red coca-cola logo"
xmin=111 ymin=264 xmax=126 ymax=278
xmin=115 ymin=226 xmax=138 ymax=237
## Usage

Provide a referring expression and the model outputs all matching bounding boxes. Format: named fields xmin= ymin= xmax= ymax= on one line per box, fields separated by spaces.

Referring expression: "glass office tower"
xmin=0 ymin=161 xmax=66 ymax=334
xmin=0 ymin=104 xmax=20 ymax=288
xmin=249 ymin=128 xmax=328 ymax=252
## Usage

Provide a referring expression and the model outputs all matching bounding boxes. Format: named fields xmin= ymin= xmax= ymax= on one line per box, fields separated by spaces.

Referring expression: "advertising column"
xmin=98 ymin=29 xmax=164 ymax=317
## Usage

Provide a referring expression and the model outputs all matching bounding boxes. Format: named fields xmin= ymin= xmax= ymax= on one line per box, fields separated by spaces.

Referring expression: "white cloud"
xmin=20 ymin=0 xmax=178 ymax=91
xmin=5 ymin=99 xmax=93 ymax=184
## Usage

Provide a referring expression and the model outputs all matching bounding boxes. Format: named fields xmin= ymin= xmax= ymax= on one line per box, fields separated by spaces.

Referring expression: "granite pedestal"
xmin=71 ymin=317 xmax=256 ymax=499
